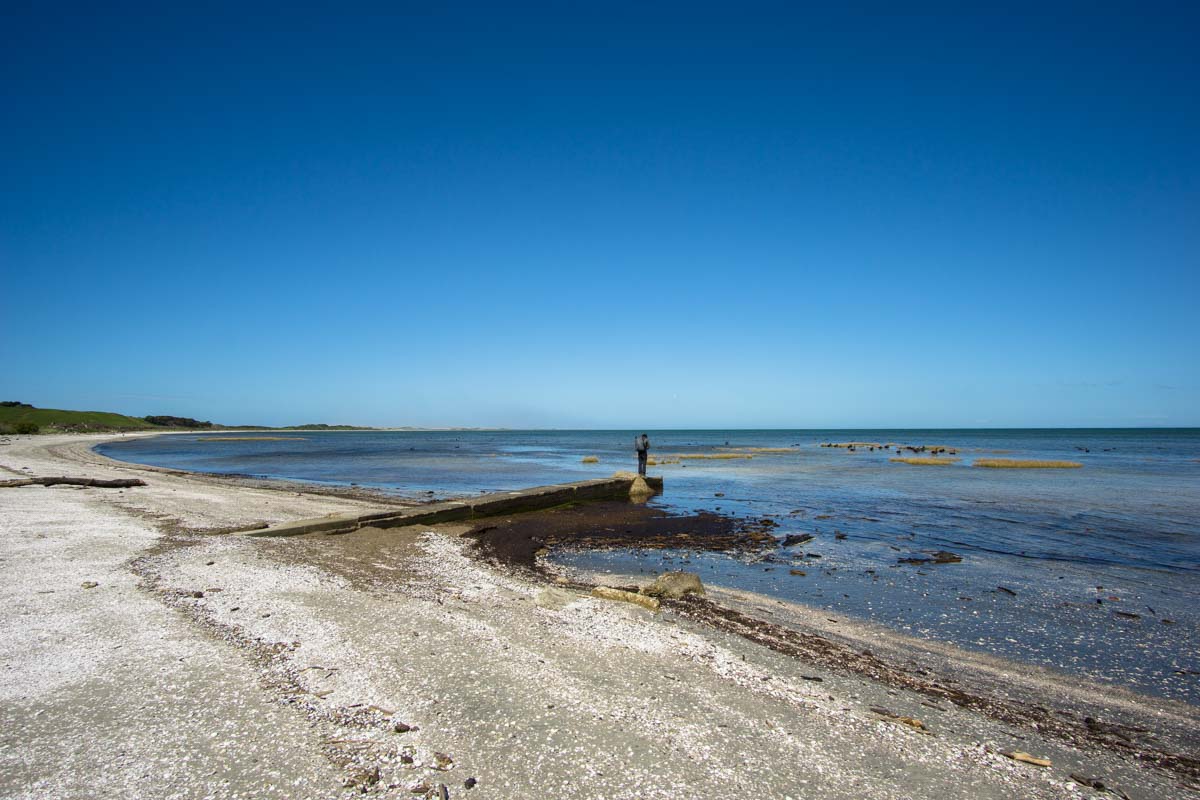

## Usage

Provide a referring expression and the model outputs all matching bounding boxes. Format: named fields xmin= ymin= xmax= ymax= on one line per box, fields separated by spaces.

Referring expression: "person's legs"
xmin=638 ymin=450 xmax=647 ymax=476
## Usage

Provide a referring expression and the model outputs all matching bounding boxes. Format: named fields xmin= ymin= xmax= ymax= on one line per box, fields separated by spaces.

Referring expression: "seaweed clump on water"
xmin=973 ymin=459 xmax=1082 ymax=469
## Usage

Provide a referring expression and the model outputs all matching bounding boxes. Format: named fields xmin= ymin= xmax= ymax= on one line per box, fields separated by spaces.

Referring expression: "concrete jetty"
xmin=245 ymin=475 xmax=664 ymax=538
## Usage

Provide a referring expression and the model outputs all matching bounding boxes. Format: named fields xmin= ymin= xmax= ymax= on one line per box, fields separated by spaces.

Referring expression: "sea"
xmin=97 ymin=428 xmax=1200 ymax=704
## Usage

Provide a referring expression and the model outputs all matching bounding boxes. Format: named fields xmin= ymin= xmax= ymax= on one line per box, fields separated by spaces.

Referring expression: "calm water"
xmin=98 ymin=429 xmax=1200 ymax=703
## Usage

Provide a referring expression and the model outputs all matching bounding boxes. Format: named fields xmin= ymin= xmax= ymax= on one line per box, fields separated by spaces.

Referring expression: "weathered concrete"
xmin=246 ymin=475 xmax=664 ymax=538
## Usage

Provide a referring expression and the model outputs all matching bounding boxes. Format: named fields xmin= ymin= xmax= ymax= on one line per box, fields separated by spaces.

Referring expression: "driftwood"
xmin=0 ymin=476 xmax=147 ymax=489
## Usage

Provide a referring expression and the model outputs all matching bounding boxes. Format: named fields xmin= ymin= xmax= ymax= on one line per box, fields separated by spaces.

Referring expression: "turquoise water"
xmin=98 ymin=429 xmax=1200 ymax=703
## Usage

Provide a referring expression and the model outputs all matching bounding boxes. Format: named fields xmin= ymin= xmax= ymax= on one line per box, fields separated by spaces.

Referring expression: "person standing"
xmin=635 ymin=432 xmax=650 ymax=476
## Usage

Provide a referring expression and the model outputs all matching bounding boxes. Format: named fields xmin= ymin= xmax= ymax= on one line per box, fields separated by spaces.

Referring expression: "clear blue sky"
xmin=2 ymin=3 xmax=1197 ymax=428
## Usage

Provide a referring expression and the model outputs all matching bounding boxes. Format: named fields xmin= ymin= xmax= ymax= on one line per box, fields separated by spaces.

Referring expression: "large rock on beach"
xmin=643 ymin=571 xmax=706 ymax=599
xmin=535 ymin=587 xmax=578 ymax=610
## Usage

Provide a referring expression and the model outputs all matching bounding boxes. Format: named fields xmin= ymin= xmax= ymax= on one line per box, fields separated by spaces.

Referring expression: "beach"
xmin=1 ymin=433 xmax=1197 ymax=799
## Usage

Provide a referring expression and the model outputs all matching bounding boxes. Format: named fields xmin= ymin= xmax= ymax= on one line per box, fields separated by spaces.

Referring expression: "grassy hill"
xmin=0 ymin=402 xmax=376 ymax=434
xmin=0 ymin=403 xmax=163 ymax=434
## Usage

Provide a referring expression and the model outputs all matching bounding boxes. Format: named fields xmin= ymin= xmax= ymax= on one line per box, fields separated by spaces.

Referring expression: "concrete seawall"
xmin=245 ymin=475 xmax=664 ymax=538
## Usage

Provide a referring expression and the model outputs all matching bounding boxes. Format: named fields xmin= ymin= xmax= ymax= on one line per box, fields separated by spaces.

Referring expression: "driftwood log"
xmin=0 ymin=477 xmax=147 ymax=489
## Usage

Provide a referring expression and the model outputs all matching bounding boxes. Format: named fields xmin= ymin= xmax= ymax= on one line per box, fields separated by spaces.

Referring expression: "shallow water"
xmin=98 ymin=429 xmax=1200 ymax=703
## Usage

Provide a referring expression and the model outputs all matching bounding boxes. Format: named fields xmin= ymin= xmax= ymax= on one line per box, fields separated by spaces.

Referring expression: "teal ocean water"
xmin=98 ymin=429 xmax=1200 ymax=704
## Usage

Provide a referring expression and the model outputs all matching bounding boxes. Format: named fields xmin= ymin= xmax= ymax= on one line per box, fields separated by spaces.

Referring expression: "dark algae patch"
xmin=465 ymin=501 xmax=774 ymax=572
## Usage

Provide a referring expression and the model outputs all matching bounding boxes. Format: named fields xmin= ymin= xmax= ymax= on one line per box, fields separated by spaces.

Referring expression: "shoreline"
xmin=1 ymin=433 xmax=1196 ymax=799
xmin=465 ymin=505 xmax=1199 ymax=777
xmin=27 ymin=434 xmax=1200 ymax=717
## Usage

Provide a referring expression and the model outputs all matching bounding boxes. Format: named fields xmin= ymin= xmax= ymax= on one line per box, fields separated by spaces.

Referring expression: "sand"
xmin=0 ymin=432 xmax=1196 ymax=799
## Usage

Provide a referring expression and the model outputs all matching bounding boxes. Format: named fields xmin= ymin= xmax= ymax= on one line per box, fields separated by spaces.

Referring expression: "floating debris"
xmin=898 ymin=551 xmax=963 ymax=566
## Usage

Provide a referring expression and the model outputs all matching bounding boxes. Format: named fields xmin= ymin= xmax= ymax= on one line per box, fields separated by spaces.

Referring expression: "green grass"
xmin=0 ymin=405 xmax=161 ymax=433
xmin=0 ymin=403 xmax=382 ymax=434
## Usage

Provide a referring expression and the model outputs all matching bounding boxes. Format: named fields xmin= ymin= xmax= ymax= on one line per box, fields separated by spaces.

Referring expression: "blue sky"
xmin=2 ymin=3 xmax=1197 ymax=428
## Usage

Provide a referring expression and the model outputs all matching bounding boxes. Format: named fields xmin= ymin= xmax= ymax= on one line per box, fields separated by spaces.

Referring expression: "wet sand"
xmin=1 ymin=433 xmax=1197 ymax=799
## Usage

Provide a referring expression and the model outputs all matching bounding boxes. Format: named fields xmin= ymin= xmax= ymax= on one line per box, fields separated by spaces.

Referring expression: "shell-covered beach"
xmin=1 ymin=432 xmax=1196 ymax=799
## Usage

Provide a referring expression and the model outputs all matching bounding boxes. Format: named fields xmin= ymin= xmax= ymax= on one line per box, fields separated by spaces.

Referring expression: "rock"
xmin=997 ymin=586 xmax=1017 ymax=596
xmin=433 ymin=752 xmax=453 ymax=770
xmin=464 ymin=777 xmax=477 ymax=789
xmin=642 ymin=571 xmax=705 ymax=599
xmin=629 ymin=476 xmax=655 ymax=501
xmin=789 ymin=569 xmax=806 ymax=576
xmin=871 ymin=706 xmax=930 ymax=733
xmin=782 ymin=533 xmax=815 ymax=547
xmin=591 ymin=586 xmax=660 ymax=611
xmin=535 ymin=587 xmax=577 ymax=610
xmin=1069 ymin=774 xmax=1108 ymax=791
xmin=1002 ymin=751 xmax=1051 ymax=767
xmin=343 ymin=765 xmax=381 ymax=788
xmin=393 ymin=721 xmax=413 ymax=733
xmin=80 ymin=581 xmax=99 ymax=589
